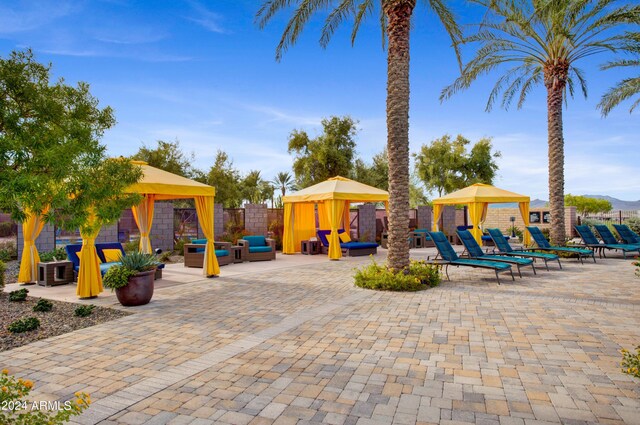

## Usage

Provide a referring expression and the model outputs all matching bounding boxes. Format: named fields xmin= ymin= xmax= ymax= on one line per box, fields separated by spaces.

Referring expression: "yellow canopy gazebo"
xmin=432 ymin=183 xmax=531 ymax=246
xmin=282 ymin=176 xmax=389 ymax=260
xmin=75 ymin=160 xmax=219 ymax=298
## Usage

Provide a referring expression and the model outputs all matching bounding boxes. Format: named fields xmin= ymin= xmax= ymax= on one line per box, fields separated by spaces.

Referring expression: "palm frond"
xmin=598 ymin=76 xmax=640 ymax=116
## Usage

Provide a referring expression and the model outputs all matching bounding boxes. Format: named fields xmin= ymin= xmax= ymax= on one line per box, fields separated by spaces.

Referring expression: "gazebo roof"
xmin=433 ymin=183 xmax=529 ymax=205
xmin=283 ymin=176 xmax=389 ymax=203
xmin=126 ymin=161 xmax=215 ymax=200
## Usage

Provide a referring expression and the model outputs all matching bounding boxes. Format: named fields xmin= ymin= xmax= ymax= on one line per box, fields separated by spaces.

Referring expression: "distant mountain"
xmin=490 ymin=196 xmax=640 ymax=210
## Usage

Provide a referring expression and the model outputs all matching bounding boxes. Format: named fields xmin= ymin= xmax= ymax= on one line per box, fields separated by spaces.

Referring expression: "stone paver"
xmin=2 ymin=249 xmax=639 ymax=424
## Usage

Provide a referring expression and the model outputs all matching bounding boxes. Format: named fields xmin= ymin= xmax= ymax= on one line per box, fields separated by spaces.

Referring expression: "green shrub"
xmin=120 ymin=251 xmax=157 ymax=272
xmin=354 ymin=259 xmax=441 ymax=291
xmin=158 ymin=250 xmax=173 ymax=263
xmin=39 ymin=247 xmax=68 ymax=263
xmin=9 ymin=288 xmax=28 ymax=302
xmin=0 ymin=241 xmax=17 ymax=261
xmin=174 ymin=237 xmax=189 ymax=256
xmin=621 ymin=346 xmax=640 ymax=378
xmin=123 ymin=238 xmax=141 ymax=254
xmin=635 ymin=261 xmax=640 ymax=278
xmin=624 ymin=217 xmax=640 ymax=234
xmin=103 ymin=265 xmax=136 ymax=290
xmin=268 ymin=219 xmax=284 ymax=251
xmin=33 ymin=299 xmax=53 ymax=312
xmin=74 ymin=304 xmax=95 ymax=317
xmin=0 ymin=260 xmax=5 ymax=290
xmin=0 ymin=369 xmax=90 ymax=423
xmin=7 ymin=317 xmax=40 ymax=333
xmin=0 ymin=221 xmax=16 ymax=237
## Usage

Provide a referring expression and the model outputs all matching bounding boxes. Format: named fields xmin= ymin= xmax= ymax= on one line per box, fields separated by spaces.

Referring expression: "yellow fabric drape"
xmin=324 ymin=200 xmax=345 ymax=260
xmin=432 ymin=204 xmax=444 ymax=231
xmin=468 ymin=202 xmax=487 ymax=244
xmin=283 ymin=202 xmax=295 ymax=254
xmin=18 ymin=208 xmax=49 ymax=284
xmin=343 ymin=201 xmax=350 ymax=231
xmin=77 ymin=212 xmax=103 ymax=298
xmin=318 ymin=202 xmax=330 ymax=229
xmin=293 ymin=203 xmax=316 ymax=253
xmin=518 ymin=202 xmax=531 ymax=246
xmin=132 ymin=195 xmax=155 ymax=254
xmin=195 ymin=196 xmax=220 ymax=277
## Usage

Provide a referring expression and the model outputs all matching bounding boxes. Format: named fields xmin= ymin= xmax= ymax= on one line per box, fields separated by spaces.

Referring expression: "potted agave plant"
xmin=103 ymin=251 xmax=157 ymax=306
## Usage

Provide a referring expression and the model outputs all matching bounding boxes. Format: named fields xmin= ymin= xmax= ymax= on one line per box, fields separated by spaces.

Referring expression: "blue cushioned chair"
xmin=575 ymin=225 xmax=639 ymax=259
xmin=456 ymin=229 xmax=535 ymax=277
xmin=65 ymin=242 xmax=165 ymax=279
xmin=238 ymin=235 xmax=276 ymax=261
xmin=486 ymin=228 xmax=561 ymax=270
xmin=317 ymin=229 xmax=378 ymax=257
xmin=612 ymin=224 xmax=640 ymax=246
xmin=184 ymin=239 xmax=233 ymax=267
xmin=428 ymin=231 xmax=514 ymax=284
xmin=526 ymin=226 xmax=595 ymax=264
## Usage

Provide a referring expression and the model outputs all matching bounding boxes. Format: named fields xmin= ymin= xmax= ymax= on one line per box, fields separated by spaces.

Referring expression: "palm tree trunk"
xmin=384 ymin=0 xmax=415 ymax=270
xmin=545 ymin=74 xmax=567 ymax=245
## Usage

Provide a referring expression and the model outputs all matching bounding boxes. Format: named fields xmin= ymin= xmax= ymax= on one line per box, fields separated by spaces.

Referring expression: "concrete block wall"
xmin=441 ymin=206 xmax=458 ymax=239
xmin=195 ymin=203 xmax=223 ymax=239
xmin=150 ymin=201 xmax=174 ymax=252
xmin=244 ymin=204 xmax=268 ymax=236
xmin=357 ymin=204 xmax=376 ymax=242
xmin=416 ymin=206 xmax=432 ymax=230
xmin=484 ymin=206 xmax=578 ymax=237
xmin=95 ymin=223 xmax=118 ymax=244
xmin=17 ymin=223 xmax=55 ymax=261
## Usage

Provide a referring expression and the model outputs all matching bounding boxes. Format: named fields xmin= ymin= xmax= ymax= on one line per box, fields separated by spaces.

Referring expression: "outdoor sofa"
xmin=184 ymin=239 xmax=233 ymax=267
xmin=237 ymin=235 xmax=276 ymax=262
xmin=317 ymin=229 xmax=378 ymax=257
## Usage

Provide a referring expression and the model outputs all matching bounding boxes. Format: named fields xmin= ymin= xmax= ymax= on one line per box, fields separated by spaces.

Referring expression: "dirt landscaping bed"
xmin=0 ymin=291 xmax=131 ymax=352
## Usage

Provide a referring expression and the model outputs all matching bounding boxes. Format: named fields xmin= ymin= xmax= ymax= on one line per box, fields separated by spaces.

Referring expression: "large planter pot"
xmin=114 ymin=270 xmax=155 ymax=307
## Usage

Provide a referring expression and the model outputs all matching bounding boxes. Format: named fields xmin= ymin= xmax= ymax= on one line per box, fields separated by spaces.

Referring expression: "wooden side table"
xmin=37 ymin=261 xmax=74 ymax=286
xmin=301 ymin=240 xmax=321 ymax=255
xmin=231 ymin=245 xmax=243 ymax=263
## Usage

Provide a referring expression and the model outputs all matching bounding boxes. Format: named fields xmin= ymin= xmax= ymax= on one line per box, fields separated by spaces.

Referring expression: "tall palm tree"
xmin=272 ymin=171 xmax=297 ymax=198
xmin=256 ymin=0 xmax=461 ymax=270
xmin=442 ymin=0 xmax=639 ymax=245
xmin=598 ymin=34 xmax=640 ymax=116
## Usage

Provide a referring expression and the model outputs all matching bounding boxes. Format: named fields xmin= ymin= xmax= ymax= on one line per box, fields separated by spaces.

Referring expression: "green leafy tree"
xmin=354 ymin=149 xmax=390 ymax=191
xmin=132 ymin=139 xmax=197 ymax=178
xmin=441 ymin=0 xmax=639 ymax=245
xmin=272 ymin=171 xmax=297 ymax=198
xmin=414 ymin=135 xmax=500 ymax=197
xmin=565 ymin=194 xmax=613 ymax=216
xmin=203 ymin=150 xmax=243 ymax=208
xmin=257 ymin=1 xmax=462 ymax=271
xmin=242 ymin=170 xmax=273 ymax=205
xmin=0 ymin=49 xmax=140 ymax=233
xmin=598 ymin=34 xmax=640 ymax=116
xmin=288 ymin=116 xmax=358 ymax=187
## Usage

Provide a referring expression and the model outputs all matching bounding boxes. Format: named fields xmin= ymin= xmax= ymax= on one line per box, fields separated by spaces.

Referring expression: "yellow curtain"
xmin=131 ymin=194 xmax=155 ymax=254
xmin=518 ymin=202 xmax=531 ymax=246
xmin=283 ymin=202 xmax=295 ymax=254
xmin=343 ymin=201 xmax=350 ymax=231
xmin=468 ymin=202 xmax=486 ymax=244
xmin=318 ymin=202 xmax=330 ymax=229
xmin=18 ymin=207 xmax=49 ymax=284
xmin=324 ymin=200 xmax=345 ymax=260
xmin=480 ymin=203 xmax=489 ymax=225
xmin=293 ymin=203 xmax=316 ymax=253
xmin=432 ymin=204 xmax=444 ymax=231
xmin=195 ymin=196 xmax=220 ymax=277
xmin=77 ymin=212 xmax=103 ymax=298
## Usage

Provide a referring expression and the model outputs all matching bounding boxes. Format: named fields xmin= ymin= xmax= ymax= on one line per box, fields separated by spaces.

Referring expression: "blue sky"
xmin=1 ymin=0 xmax=638 ymax=201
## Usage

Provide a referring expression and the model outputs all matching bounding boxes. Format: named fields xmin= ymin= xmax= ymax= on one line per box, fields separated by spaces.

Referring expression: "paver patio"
xmin=2 ymin=248 xmax=639 ymax=424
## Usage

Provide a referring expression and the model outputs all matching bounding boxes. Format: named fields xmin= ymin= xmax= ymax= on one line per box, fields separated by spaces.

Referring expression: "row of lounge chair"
xmin=428 ymin=224 xmax=639 ymax=284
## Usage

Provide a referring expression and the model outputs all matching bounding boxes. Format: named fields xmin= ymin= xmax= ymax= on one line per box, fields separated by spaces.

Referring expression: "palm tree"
xmin=598 ymin=34 xmax=640 ymax=116
xmin=442 ymin=0 xmax=639 ymax=245
xmin=256 ymin=0 xmax=461 ymax=270
xmin=272 ymin=171 xmax=297 ymax=198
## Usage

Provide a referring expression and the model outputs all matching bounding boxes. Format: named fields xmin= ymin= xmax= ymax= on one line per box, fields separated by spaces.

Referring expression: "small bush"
xmin=0 ymin=260 xmax=5 ymax=290
xmin=268 ymin=219 xmax=284 ymax=251
xmin=158 ymin=250 xmax=173 ymax=263
xmin=174 ymin=237 xmax=189 ymax=256
xmin=354 ymin=259 xmax=441 ymax=291
xmin=624 ymin=217 xmax=640 ymax=234
xmin=39 ymin=247 xmax=68 ymax=263
xmin=33 ymin=298 xmax=53 ymax=312
xmin=7 ymin=317 xmax=40 ymax=333
xmin=74 ymin=304 xmax=95 ymax=317
xmin=103 ymin=265 xmax=136 ymax=290
xmin=9 ymin=288 xmax=28 ymax=302
xmin=123 ymin=238 xmax=141 ymax=254
xmin=621 ymin=346 xmax=640 ymax=378
xmin=506 ymin=225 xmax=523 ymax=240
xmin=0 ymin=369 xmax=90 ymax=423
xmin=0 ymin=221 xmax=17 ymax=237
xmin=0 ymin=241 xmax=17 ymax=261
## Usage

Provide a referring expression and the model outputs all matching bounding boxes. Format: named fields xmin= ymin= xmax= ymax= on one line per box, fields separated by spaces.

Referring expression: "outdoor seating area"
xmin=65 ymin=242 xmax=165 ymax=279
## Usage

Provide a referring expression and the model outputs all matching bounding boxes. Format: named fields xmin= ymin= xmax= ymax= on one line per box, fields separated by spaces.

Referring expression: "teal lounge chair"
xmin=594 ymin=225 xmax=640 ymax=249
xmin=575 ymin=225 xmax=639 ymax=259
xmin=526 ymin=226 xmax=596 ymax=264
xmin=612 ymin=224 xmax=640 ymax=245
xmin=486 ymin=228 xmax=561 ymax=270
xmin=456 ymin=229 xmax=535 ymax=277
xmin=428 ymin=231 xmax=514 ymax=284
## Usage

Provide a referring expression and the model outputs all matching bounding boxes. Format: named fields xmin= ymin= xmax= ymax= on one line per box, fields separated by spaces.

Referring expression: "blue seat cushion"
xmin=340 ymin=242 xmax=378 ymax=249
xmin=191 ymin=239 xmax=207 ymax=252
xmin=453 ymin=259 xmax=511 ymax=270
xmin=249 ymin=246 xmax=273 ymax=253
xmin=244 ymin=235 xmax=267 ymax=247
xmin=215 ymin=249 xmax=230 ymax=257
xmin=413 ymin=229 xmax=432 ymax=241
xmin=482 ymin=255 xmax=533 ymax=265
xmin=317 ymin=229 xmax=346 ymax=247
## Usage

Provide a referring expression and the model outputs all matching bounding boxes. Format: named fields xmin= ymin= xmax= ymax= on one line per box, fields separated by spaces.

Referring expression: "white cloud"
xmin=0 ymin=1 xmax=75 ymax=34
xmin=185 ymin=1 xmax=226 ymax=34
